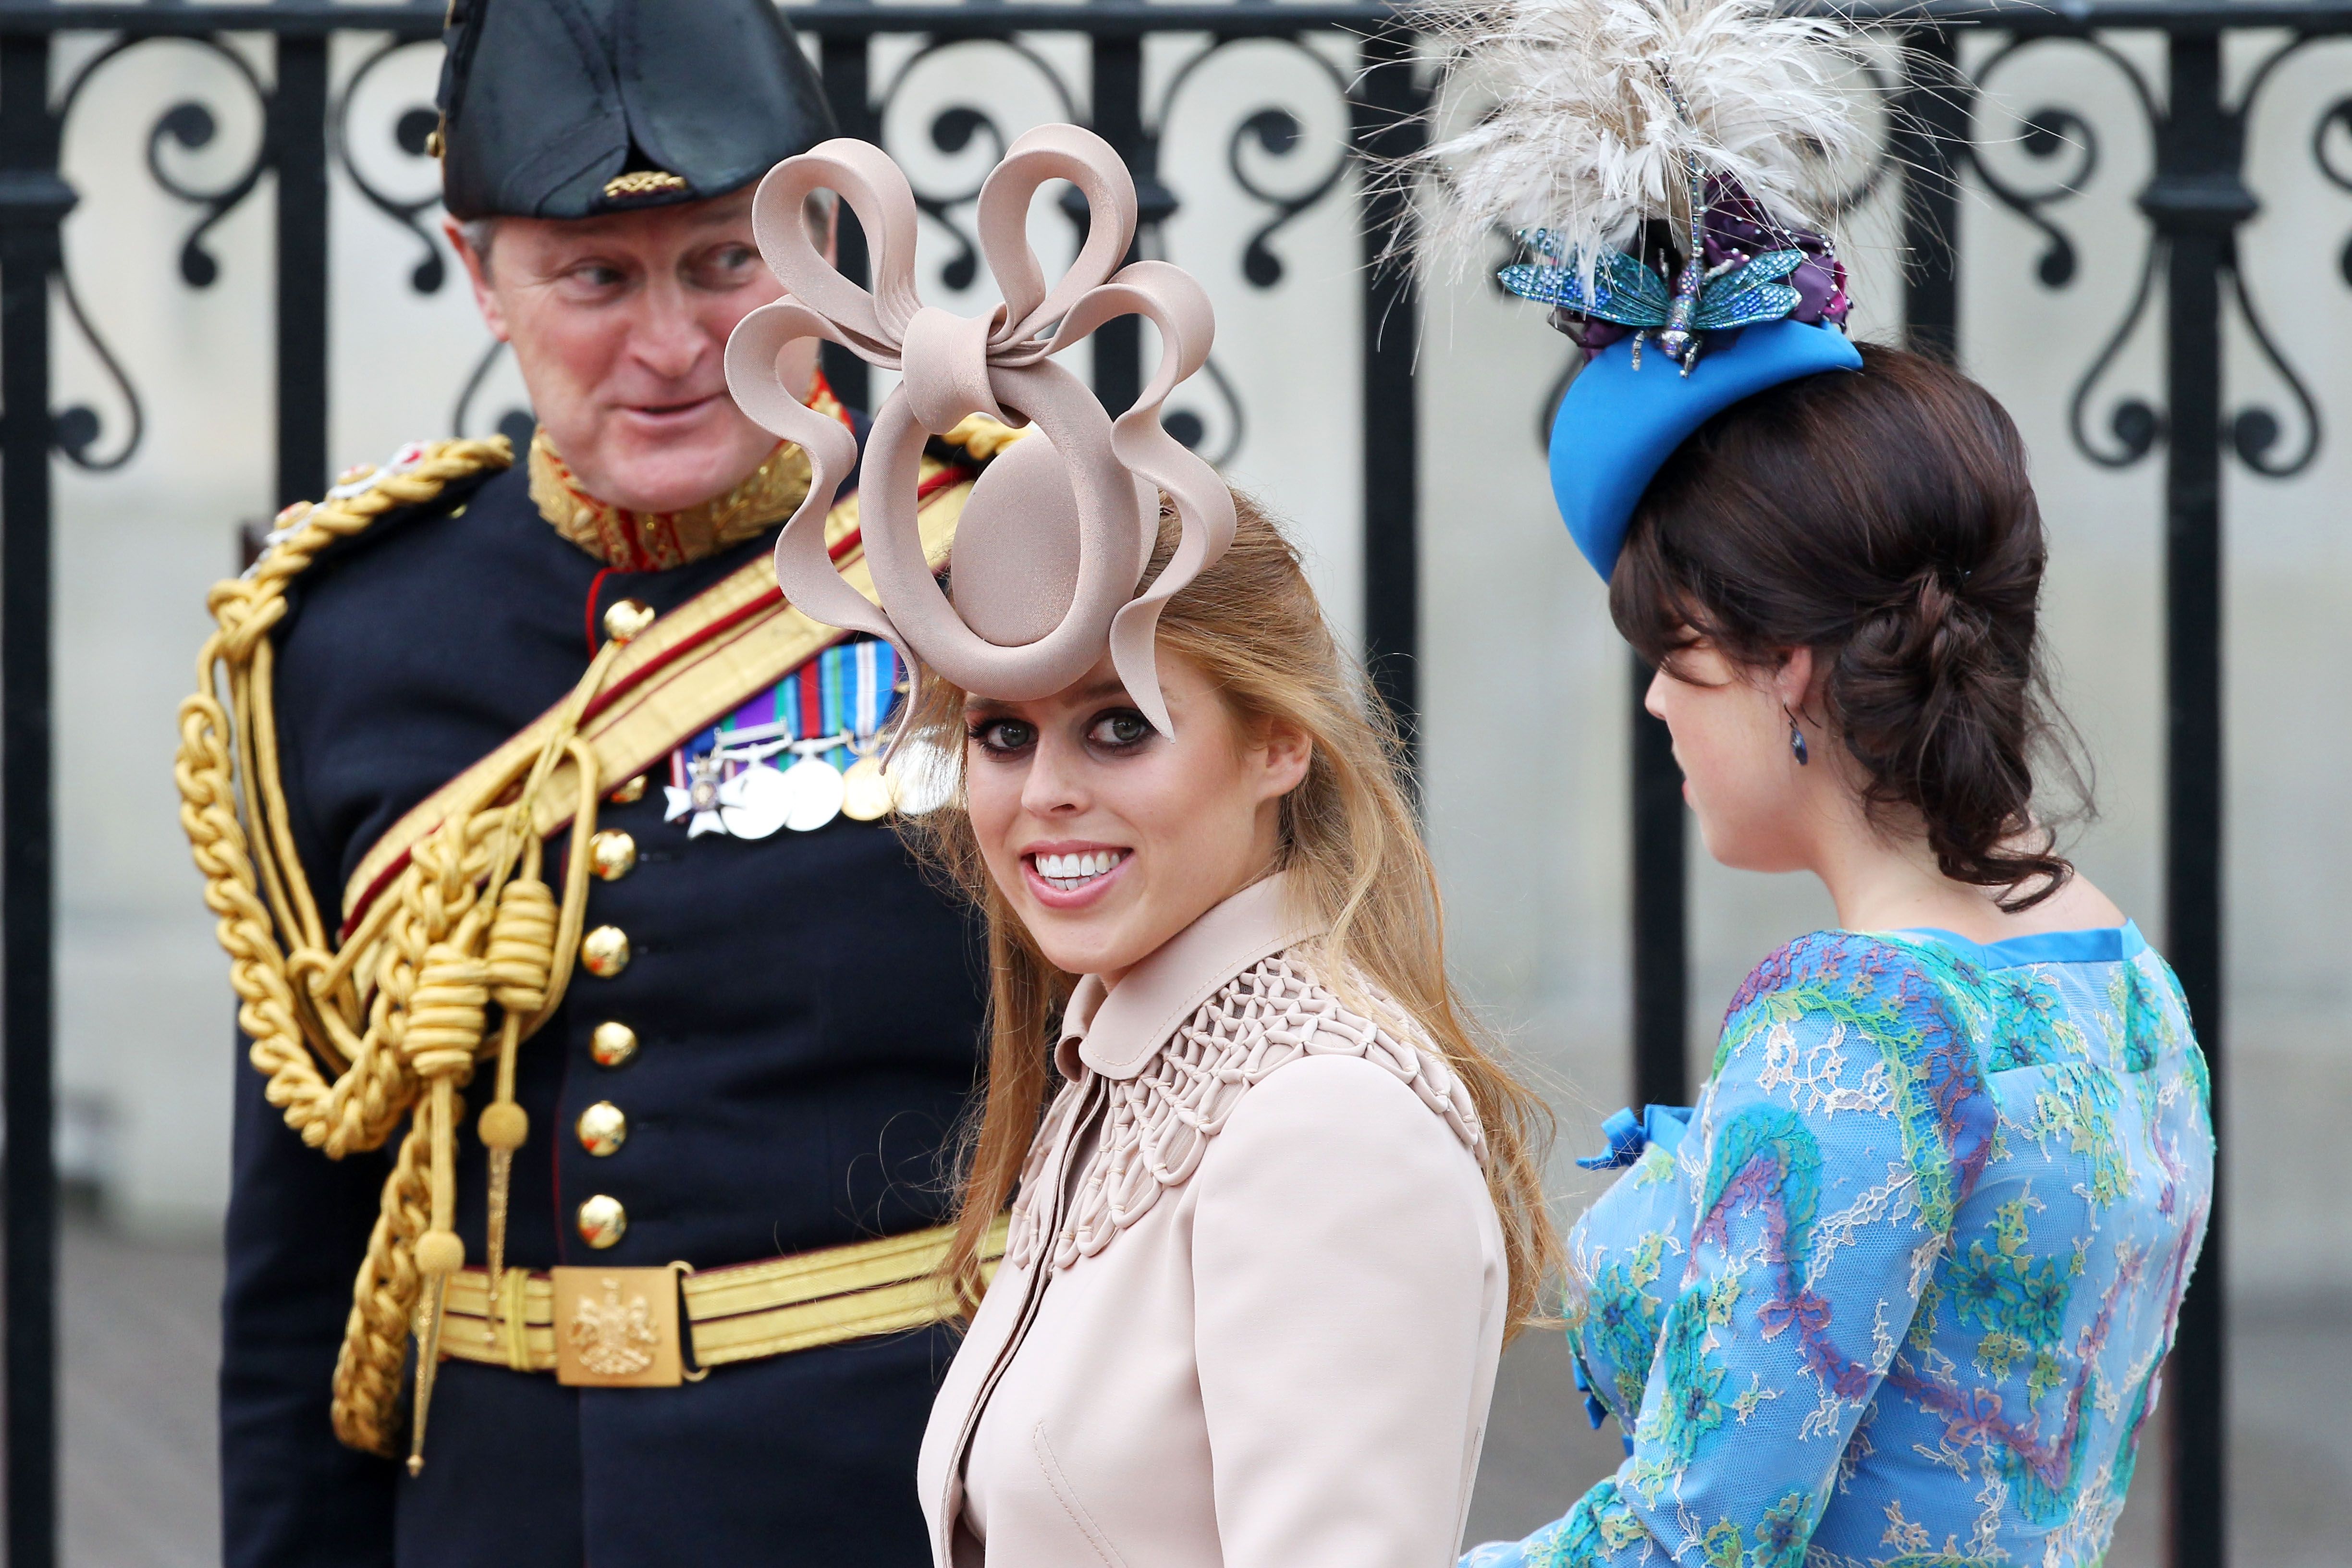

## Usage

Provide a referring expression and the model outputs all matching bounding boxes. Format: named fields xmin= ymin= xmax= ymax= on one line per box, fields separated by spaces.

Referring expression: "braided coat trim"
xmin=1006 ymin=951 xmax=1484 ymax=1274
xmin=177 ymin=437 xmax=545 ymax=1456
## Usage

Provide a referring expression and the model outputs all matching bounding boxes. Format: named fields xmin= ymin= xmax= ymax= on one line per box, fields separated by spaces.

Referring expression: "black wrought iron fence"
xmin=4 ymin=0 xmax=2348 ymax=1563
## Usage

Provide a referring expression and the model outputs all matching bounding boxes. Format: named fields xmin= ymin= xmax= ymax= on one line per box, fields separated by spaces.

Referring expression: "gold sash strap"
xmin=440 ymin=1217 xmax=1010 ymax=1378
xmin=340 ymin=467 xmax=973 ymax=930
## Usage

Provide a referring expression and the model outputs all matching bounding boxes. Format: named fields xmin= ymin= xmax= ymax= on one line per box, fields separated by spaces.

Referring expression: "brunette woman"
xmin=1414 ymin=4 xmax=2214 ymax=1559
xmin=726 ymin=124 xmax=1556 ymax=1568
xmin=1466 ymin=343 xmax=2215 ymax=1568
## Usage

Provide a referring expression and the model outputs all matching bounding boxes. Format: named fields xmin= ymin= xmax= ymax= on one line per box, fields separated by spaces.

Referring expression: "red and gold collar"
xmin=528 ymin=374 xmax=854 ymax=571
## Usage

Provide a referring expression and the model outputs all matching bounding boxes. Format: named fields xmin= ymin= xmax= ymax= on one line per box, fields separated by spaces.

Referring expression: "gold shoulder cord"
xmin=175 ymin=437 xmax=623 ymax=1465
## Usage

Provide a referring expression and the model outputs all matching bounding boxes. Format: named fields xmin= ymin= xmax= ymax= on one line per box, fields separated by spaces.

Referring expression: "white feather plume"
xmin=1408 ymin=0 xmax=1870 ymax=281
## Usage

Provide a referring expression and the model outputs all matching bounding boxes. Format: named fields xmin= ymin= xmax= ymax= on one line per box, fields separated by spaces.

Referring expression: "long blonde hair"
xmin=904 ymin=492 xmax=1559 ymax=1334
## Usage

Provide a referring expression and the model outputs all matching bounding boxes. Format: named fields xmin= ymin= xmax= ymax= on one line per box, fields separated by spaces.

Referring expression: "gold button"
xmin=590 ymin=1020 xmax=639 ymax=1069
xmin=602 ymin=598 xmax=657 ymax=644
xmin=576 ymin=1195 xmax=626 ymax=1250
xmin=589 ymin=830 xmax=637 ymax=881
xmin=576 ymin=1101 xmax=628 ymax=1157
xmin=581 ymin=925 xmax=630 ymax=978
xmin=607 ymin=774 xmax=648 ymax=805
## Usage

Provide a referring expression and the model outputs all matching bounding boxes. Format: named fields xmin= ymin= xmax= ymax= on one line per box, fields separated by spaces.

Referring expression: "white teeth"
xmin=1032 ymin=849 xmax=1127 ymax=889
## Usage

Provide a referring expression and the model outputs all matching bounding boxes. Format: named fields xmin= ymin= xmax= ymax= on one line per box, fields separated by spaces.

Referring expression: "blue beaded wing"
xmin=1691 ymin=248 xmax=1806 ymax=331
xmin=1497 ymin=243 xmax=1672 ymax=329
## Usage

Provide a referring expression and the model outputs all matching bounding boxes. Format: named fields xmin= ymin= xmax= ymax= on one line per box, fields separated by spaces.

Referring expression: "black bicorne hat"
xmin=437 ymin=0 xmax=837 ymax=221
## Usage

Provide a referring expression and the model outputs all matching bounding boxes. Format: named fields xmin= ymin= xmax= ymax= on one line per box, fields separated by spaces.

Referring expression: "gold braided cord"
xmin=173 ymin=438 xmax=635 ymax=1457
xmin=179 ymin=429 xmax=996 ymax=1458
xmin=333 ymin=1095 xmax=435 ymax=1452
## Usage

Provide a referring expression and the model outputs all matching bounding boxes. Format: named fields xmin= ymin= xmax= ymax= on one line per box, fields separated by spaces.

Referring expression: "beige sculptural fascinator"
xmin=724 ymin=123 xmax=1233 ymax=737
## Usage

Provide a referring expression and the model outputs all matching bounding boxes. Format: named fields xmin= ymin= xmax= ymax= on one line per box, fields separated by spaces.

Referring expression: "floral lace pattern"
xmin=1007 ymin=950 xmax=1484 ymax=1273
xmin=1465 ymin=931 xmax=2213 ymax=1568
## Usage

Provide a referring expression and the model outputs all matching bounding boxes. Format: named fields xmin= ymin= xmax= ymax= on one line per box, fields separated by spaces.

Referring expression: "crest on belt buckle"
xmin=550 ymin=1265 xmax=690 ymax=1387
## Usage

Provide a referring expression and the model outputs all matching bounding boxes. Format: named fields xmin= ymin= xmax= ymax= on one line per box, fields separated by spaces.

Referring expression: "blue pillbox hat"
xmin=1548 ymin=318 xmax=1863 ymax=580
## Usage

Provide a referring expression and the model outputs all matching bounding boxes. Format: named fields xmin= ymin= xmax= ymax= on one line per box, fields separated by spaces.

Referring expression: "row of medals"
xmin=609 ymin=597 xmax=947 ymax=840
xmin=673 ymin=741 xmax=907 ymax=838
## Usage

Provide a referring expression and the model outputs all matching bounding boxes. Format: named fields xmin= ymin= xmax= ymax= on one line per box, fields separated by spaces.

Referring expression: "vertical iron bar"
xmin=1088 ymin=34 xmax=1146 ymax=417
xmin=1352 ymin=22 xmax=1423 ymax=759
xmin=2139 ymin=27 xmax=2244 ymax=1568
xmin=0 ymin=32 xmax=70 ymax=1568
xmin=1629 ymin=656 xmax=1688 ymax=1107
xmin=819 ymin=30 xmax=874 ymax=415
xmin=274 ymin=34 xmax=330 ymax=507
xmin=1895 ymin=24 xmax=1963 ymax=362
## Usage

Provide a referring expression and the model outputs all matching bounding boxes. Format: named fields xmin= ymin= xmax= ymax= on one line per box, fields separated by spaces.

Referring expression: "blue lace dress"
xmin=1468 ymin=924 xmax=2214 ymax=1568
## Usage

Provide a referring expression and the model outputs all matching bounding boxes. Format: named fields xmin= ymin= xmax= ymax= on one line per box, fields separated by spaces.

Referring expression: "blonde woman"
xmin=915 ymin=495 xmax=1554 ymax=1567
xmin=724 ymin=125 xmax=1556 ymax=1568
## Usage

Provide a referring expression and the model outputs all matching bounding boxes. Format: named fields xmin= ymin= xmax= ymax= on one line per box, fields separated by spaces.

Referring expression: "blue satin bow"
xmin=1574 ymin=1103 xmax=1694 ymax=1171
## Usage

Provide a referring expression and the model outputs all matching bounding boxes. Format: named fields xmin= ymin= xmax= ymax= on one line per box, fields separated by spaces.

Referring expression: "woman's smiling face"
xmin=961 ymin=649 xmax=1311 ymax=983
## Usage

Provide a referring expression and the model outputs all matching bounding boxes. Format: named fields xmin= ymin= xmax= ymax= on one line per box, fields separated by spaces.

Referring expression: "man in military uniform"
xmin=188 ymin=4 xmax=997 ymax=1564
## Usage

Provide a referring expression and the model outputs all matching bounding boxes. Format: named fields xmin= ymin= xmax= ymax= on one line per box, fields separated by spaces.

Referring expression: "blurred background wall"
xmin=30 ymin=14 xmax=2350 ymax=1566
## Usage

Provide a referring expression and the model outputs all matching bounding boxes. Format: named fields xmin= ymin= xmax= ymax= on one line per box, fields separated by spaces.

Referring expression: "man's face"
xmin=448 ymin=193 xmax=818 ymax=514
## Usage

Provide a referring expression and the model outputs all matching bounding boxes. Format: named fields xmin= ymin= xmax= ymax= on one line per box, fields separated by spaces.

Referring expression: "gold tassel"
xmin=408 ymin=1090 xmax=464 ymax=1475
xmin=479 ymin=864 xmax=556 ymax=1343
xmin=402 ymin=939 xmax=490 ymax=1472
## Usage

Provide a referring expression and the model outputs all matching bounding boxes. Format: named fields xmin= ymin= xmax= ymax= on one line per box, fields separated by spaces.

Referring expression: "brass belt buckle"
xmin=549 ymin=1263 xmax=694 ymax=1388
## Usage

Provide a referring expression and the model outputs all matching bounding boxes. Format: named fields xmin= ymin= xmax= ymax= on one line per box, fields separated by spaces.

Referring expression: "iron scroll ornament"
xmin=1963 ymin=31 xmax=2328 ymax=478
xmin=49 ymin=34 xmax=273 ymax=470
xmin=333 ymin=36 xmax=452 ymax=298
xmin=42 ymin=32 xmax=480 ymax=470
xmin=725 ymin=124 xmax=1235 ymax=737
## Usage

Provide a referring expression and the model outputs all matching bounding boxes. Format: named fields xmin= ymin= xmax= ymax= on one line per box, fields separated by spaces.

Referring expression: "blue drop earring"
xmin=1786 ymin=707 xmax=1809 ymax=766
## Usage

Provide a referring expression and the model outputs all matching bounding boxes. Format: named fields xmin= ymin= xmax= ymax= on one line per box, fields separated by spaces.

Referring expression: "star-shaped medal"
xmin=663 ymin=754 xmax=730 ymax=838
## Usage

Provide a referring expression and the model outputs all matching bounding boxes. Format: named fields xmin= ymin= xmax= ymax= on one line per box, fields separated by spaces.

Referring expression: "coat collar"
xmin=1056 ymin=872 xmax=1325 ymax=1083
xmin=526 ymin=373 xmax=851 ymax=570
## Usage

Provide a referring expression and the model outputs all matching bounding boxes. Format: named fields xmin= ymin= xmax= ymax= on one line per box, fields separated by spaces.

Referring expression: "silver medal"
xmin=779 ymin=756 xmax=846 ymax=832
xmin=715 ymin=762 xmax=794 ymax=839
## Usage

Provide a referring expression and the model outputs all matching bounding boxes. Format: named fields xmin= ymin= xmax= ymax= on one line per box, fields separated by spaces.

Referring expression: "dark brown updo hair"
xmin=1610 ymin=342 xmax=2079 ymax=907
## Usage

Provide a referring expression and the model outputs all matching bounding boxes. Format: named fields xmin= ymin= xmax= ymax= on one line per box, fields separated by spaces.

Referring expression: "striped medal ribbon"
xmin=662 ymin=639 xmax=904 ymax=838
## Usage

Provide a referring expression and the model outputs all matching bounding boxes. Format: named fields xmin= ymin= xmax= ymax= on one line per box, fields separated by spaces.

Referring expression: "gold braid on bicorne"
xmin=172 ymin=437 xmax=618 ymax=1463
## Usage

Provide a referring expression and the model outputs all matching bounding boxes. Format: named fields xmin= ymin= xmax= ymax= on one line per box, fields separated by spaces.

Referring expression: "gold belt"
xmin=438 ymin=1217 xmax=1005 ymax=1388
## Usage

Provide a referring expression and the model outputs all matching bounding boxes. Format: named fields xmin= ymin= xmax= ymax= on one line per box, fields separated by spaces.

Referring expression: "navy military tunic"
xmin=220 ymin=453 xmax=987 ymax=1568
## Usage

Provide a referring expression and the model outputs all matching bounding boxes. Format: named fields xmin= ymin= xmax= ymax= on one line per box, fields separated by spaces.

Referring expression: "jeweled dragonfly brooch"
xmin=1499 ymin=233 xmax=1808 ymax=376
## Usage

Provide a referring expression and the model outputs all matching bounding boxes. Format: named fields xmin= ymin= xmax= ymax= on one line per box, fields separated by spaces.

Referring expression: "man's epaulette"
xmin=243 ymin=437 xmax=515 ymax=589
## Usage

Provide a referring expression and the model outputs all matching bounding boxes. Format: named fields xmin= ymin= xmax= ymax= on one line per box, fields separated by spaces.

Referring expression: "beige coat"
xmin=917 ymin=874 xmax=1508 ymax=1568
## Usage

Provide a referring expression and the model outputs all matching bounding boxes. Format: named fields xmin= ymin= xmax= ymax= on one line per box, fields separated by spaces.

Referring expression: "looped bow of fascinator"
xmin=723 ymin=123 xmax=1233 ymax=736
